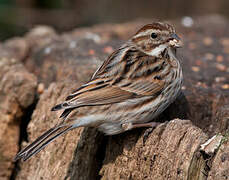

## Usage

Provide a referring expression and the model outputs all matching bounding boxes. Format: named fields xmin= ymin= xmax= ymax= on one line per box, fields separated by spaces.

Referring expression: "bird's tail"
xmin=14 ymin=124 xmax=74 ymax=161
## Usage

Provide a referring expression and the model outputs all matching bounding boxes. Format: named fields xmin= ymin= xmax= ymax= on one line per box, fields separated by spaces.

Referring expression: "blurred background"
xmin=0 ymin=0 xmax=229 ymax=40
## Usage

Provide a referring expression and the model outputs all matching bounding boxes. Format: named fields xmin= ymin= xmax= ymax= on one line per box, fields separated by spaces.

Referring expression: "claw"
xmin=143 ymin=128 xmax=154 ymax=144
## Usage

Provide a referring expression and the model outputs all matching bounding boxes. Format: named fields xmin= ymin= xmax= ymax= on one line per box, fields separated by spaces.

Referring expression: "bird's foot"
xmin=141 ymin=122 xmax=161 ymax=144
xmin=143 ymin=128 xmax=154 ymax=144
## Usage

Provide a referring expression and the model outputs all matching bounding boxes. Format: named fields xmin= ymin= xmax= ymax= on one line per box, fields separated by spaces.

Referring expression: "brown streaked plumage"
xmin=14 ymin=22 xmax=183 ymax=161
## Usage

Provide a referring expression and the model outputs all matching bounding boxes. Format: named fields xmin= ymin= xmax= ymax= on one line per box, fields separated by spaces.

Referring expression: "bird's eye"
xmin=151 ymin=33 xmax=157 ymax=39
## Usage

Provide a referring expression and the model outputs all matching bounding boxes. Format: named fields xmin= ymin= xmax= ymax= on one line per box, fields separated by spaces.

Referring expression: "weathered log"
xmin=0 ymin=15 xmax=228 ymax=180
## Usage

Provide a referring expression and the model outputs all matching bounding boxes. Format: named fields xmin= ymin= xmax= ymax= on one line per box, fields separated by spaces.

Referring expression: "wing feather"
xmin=52 ymin=47 xmax=167 ymax=117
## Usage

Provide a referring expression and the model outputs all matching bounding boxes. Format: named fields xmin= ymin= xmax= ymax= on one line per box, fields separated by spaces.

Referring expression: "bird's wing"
xmin=52 ymin=48 xmax=167 ymax=112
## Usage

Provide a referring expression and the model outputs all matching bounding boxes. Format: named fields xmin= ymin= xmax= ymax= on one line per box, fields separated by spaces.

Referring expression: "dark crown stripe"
xmin=135 ymin=22 xmax=172 ymax=35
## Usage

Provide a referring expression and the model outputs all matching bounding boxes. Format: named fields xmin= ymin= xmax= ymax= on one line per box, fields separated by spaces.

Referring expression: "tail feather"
xmin=14 ymin=125 xmax=74 ymax=161
xmin=16 ymin=127 xmax=58 ymax=157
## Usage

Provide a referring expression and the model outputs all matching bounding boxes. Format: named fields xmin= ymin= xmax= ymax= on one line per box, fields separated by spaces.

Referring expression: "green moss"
xmin=220 ymin=131 xmax=229 ymax=146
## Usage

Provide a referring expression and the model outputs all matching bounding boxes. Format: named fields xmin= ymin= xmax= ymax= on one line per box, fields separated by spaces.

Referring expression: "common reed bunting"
xmin=15 ymin=22 xmax=183 ymax=161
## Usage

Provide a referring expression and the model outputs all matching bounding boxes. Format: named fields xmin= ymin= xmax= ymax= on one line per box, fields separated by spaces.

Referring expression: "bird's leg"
xmin=134 ymin=122 xmax=160 ymax=129
xmin=121 ymin=122 xmax=161 ymax=143
xmin=121 ymin=121 xmax=160 ymax=131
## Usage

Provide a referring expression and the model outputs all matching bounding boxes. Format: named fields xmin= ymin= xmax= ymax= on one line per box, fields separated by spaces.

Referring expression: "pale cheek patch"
xmin=147 ymin=44 xmax=167 ymax=56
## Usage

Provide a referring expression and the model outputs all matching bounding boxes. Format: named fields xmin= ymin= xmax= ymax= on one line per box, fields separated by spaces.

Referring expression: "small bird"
xmin=15 ymin=22 xmax=183 ymax=161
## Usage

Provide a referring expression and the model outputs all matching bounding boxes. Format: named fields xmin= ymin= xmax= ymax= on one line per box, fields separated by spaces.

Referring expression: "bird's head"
xmin=131 ymin=22 xmax=182 ymax=56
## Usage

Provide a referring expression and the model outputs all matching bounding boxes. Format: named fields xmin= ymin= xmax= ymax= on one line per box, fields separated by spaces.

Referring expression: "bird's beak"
xmin=171 ymin=33 xmax=181 ymax=41
xmin=169 ymin=33 xmax=182 ymax=48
